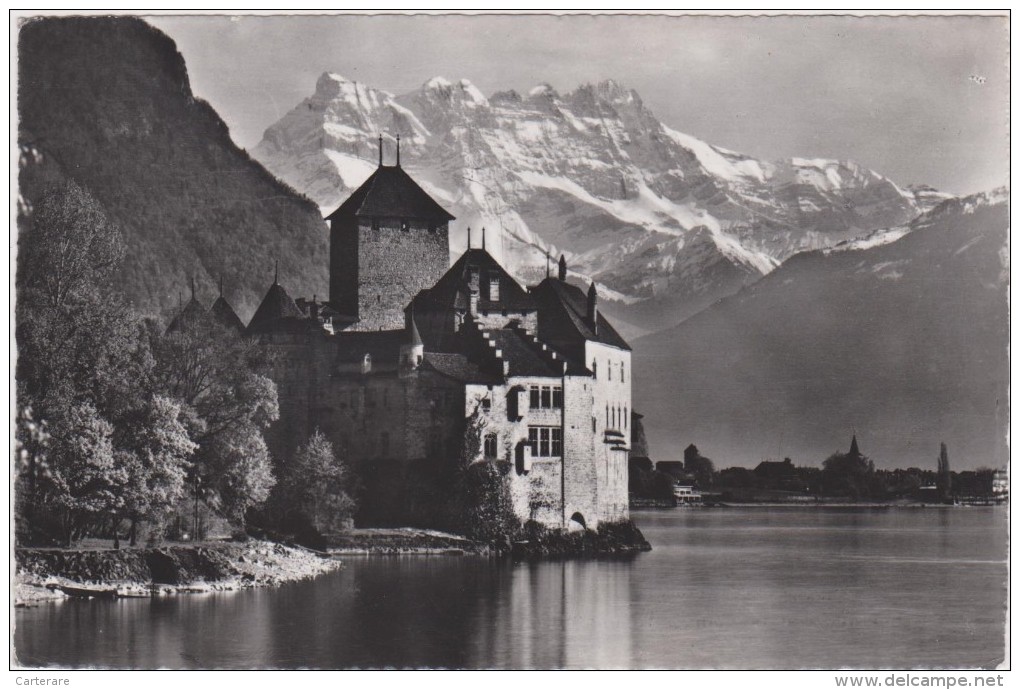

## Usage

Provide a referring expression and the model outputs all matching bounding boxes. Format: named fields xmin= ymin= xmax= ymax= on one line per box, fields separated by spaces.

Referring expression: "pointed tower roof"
xmin=247 ymin=281 xmax=304 ymax=333
xmin=849 ymin=433 xmax=862 ymax=458
xmin=407 ymin=308 xmax=423 ymax=347
xmin=210 ymin=296 xmax=245 ymax=332
xmin=167 ymin=295 xmax=206 ymax=333
xmin=325 ymin=165 xmax=455 ymax=222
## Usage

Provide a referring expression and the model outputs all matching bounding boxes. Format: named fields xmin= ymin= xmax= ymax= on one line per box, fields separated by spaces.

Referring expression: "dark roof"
xmin=421 ymin=352 xmax=500 ymax=384
xmin=247 ymin=282 xmax=305 ymax=334
xmin=333 ymin=330 xmax=404 ymax=366
xmin=167 ymin=297 xmax=206 ymax=333
xmin=325 ymin=165 xmax=455 ymax=222
xmin=531 ymin=278 xmax=630 ymax=353
xmin=209 ymin=296 xmax=245 ymax=332
xmin=424 ymin=248 xmax=537 ymax=313
xmin=490 ymin=329 xmax=562 ymax=377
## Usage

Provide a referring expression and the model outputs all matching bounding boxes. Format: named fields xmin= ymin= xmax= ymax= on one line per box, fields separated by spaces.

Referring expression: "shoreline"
xmin=15 ymin=540 xmax=342 ymax=608
xmin=15 ymin=521 xmax=652 ymax=607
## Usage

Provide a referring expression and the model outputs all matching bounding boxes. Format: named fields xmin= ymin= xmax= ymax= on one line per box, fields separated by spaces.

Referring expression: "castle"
xmin=194 ymin=139 xmax=632 ymax=530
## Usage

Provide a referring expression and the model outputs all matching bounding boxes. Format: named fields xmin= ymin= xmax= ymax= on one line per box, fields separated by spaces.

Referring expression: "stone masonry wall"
xmin=354 ymin=219 xmax=449 ymax=331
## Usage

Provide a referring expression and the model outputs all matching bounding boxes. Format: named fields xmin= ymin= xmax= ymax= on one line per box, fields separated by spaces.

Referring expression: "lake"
xmin=14 ymin=506 xmax=1008 ymax=669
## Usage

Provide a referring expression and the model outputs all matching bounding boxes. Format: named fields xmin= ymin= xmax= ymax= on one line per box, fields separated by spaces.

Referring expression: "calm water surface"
xmin=15 ymin=507 xmax=1008 ymax=669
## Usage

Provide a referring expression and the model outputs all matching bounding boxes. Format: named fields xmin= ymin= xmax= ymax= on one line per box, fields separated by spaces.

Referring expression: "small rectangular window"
xmin=540 ymin=386 xmax=552 ymax=408
xmin=528 ymin=427 xmax=539 ymax=455
xmin=484 ymin=433 xmax=498 ymax=458
xmin=489 ymin=278 xmax=500 ymax=301
xmin=621 ymin=363 xmax=626 ymax=383
xmin=530 ymin=385 xmax=540 ymax=409
xmin=539 ymin=428 xmax=551 ymax=457
xmin=551 ymin=428 xmax=562 ymax=457
xmin=552 ymin=386 xmax=563 ymax=408
xmin=481 ymin=397 xmax=491 ymax=411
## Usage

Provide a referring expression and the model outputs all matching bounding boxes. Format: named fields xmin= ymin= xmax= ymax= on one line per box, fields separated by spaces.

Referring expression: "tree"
xmin=279 ymin=430 xmax=357 ymax=534
xmin=18 ymin=179 xmax=124 ymax=310
xmin=146 ymin=311 xmax=279 ymax=524
xmin=936 ymin=442 xmax=953 ymax=502
xmin=821 ymin=450 xmax=875 ymax=500
xmin=116 ymin=395 xmax=197 ymax=545
xmin=41 ymin=403 xmax=130 ymax=546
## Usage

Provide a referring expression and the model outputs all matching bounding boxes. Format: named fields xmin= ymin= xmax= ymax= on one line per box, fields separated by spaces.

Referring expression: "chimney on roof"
xmin=546 ymin=253 xmax=550 ymax=279
xmin=467 ymin=226 xmax=471 ymax=250
xmin=558 ymin=254 xmax=567 ymax=282
xmin=587 ymin=281 xmax=599 ymax=335
xmin=482 ymin=226 xmax=486 ymax=250
xmin=378 ymin=134 xmax=383 ymax=166
xmin=396 ymin=134 xmax=401 ymax=167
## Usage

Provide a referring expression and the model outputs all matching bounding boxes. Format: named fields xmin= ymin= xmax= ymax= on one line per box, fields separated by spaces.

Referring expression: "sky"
xmin=148 ymin=13 xmax=1009 ymax=196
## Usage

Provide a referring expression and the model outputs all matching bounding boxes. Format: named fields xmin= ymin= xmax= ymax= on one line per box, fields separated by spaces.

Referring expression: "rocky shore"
xmin=15 ymin=540 xmax=341 ymax=607
xmin=16 ymin=521 xmax=652 ymax=607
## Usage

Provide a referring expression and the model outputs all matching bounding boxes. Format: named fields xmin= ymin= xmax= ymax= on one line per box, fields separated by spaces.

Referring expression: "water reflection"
xmin=15 ymin=507 xmax=1007 ymax=669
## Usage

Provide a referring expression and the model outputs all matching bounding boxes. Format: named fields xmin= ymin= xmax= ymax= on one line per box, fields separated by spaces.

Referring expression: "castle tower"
xmin=325 ymin=135 xmax=455 ymax=331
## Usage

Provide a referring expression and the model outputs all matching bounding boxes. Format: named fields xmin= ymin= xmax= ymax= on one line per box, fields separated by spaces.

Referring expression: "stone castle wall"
xmin=353 ymin=219 xmax=449 ymax=331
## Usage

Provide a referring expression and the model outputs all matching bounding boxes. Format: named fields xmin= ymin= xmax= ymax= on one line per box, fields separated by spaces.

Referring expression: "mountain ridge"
xmin=253 ymin=71 xmax=949 ymax=334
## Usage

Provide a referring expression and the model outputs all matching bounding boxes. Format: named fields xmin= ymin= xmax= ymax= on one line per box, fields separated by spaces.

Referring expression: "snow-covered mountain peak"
xmin=419 ymin=76 xmax=488 ymax=107
xmin=253 ymin=74 xmax=949 ymax=332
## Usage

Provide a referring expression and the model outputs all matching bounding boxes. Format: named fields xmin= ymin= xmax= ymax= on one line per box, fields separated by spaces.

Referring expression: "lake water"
xmin=14 ymin=507 xmax=1008 ymax=669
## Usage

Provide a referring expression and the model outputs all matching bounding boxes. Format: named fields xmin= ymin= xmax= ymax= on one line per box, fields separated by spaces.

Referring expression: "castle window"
xmin=489 ymin=278 xmax=500 ymax=301
xmin=528 ymin=427 xmax=561 ymax=458
xmin=484 ymin=433 xmax=498 ymax=458
xmin=481 ymin=396 xmax=492 ymax=411
xmin=529 ymin=385 xmax=562 ymax=409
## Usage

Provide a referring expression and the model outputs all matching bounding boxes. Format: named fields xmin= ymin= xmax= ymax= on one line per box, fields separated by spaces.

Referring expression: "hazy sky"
xmin=149 ymin=13 xmax=1008 ymax=196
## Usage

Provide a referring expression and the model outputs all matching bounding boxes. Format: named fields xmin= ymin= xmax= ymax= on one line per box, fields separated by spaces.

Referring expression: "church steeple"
xmin=849 ymin=433 xmax=861 ymax=458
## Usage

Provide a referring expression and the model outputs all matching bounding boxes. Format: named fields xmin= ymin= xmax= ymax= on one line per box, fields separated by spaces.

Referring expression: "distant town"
xmin=628 ymin=430 xmax=1008 ymax=507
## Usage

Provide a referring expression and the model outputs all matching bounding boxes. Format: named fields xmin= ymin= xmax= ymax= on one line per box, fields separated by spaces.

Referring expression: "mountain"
xmin=253 ymin=73 xmax=939 ymax=334
xmin=17 ymin=17 xmax=329 ymax=321
xmin=631 ymin=190 xmax=1009 ymax=470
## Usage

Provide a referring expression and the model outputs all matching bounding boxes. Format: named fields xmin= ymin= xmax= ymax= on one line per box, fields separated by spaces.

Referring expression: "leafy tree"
xmin=146 ymin=310 xmax=278 ymax=524
xmin=41 ymin=403 xmax=130 ymax=546
xmin=821 ymin=450 xmax=875 ymax=499
xmin=116 ymin=395 xmax=197 ymax=545
xmin=454 ymin=410 xmax=520 ymax=542
xmin=279 ymin=430 xmax=357 ymax=534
